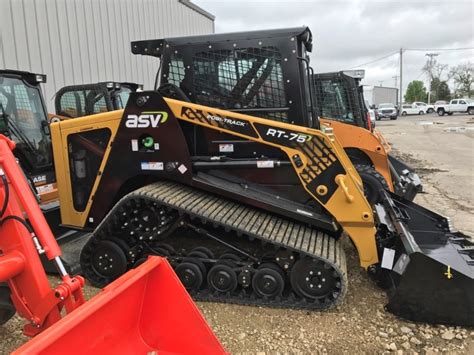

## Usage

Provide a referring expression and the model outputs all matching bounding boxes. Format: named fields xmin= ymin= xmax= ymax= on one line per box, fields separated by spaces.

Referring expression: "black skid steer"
xmin=43 ymin=83 xmax=473 ymax=326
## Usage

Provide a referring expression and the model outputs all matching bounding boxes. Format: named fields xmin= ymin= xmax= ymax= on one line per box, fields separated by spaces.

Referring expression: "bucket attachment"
xmin=14 ymin=257 xmax=226 ymax=354
xmin=375 ymin=191 xmax=474 ymax=326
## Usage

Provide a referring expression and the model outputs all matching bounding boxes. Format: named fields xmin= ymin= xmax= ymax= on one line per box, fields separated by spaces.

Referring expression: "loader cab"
xmin=132 ymin=27 xmax=317 ymax=157
xmin=130 ymin=28 xmax=319 ymax=202
xmin=55 ymin=81 xmax=142 ymax=119
xmin=0 ymin=70 xmax=54 ymax=183
xmin=312 ymin=70 xmax=370 ymax=130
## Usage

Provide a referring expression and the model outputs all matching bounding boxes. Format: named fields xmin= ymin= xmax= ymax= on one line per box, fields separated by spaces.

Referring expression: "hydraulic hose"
xmin=0 ymin=175 xmax=9 ymax=218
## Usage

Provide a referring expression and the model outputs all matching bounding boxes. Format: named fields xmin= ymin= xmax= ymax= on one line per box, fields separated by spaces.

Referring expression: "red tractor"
xmin=0 ymin=135 xmax=224 ymax=354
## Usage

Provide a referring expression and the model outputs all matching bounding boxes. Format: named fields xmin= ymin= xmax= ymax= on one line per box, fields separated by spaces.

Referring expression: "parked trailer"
xmin=363 ymin=86 xmax=399 ymax=107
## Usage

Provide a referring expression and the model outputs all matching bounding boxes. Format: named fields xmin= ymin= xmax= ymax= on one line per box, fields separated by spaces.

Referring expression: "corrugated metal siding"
xmin=0 ymin=0 xmax=214 ymax=110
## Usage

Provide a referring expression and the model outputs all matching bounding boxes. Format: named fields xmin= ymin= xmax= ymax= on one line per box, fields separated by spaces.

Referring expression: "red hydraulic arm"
xmin=0 ymin=135 xmax=85 ymax=336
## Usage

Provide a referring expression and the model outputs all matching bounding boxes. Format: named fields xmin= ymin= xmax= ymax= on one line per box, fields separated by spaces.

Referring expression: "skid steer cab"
xmin=0 ymin=135 xmax=225 ymax=354
xmin=52 ymin=81 xmax=143 ymax=121
xmin=48 ymin=83 xmax=474 ymax=326
xmin=131 ymin=26 xmax=421 ymax=203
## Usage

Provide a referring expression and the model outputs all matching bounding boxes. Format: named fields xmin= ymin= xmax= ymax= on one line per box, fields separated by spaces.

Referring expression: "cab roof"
xmin=132 ymin=27 xmax=313 ymax=58
xmin=0 ymin=69 xmax=46 ymax=85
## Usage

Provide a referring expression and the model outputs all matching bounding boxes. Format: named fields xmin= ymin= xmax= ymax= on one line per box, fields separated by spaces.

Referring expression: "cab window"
xmin=0 ymin=77 xmax=52 ymax=169
xmin=167 ymin=47 xmax=288 ymax=122
xmin=57 ymin=87 xmax=109 ymax=117
xmin=316 ymin=80 xmax=355 ymax=124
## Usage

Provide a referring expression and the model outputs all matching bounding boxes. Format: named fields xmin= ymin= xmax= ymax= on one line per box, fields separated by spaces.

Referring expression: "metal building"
xmin=0 ymin=0 xmax=214 ymax=109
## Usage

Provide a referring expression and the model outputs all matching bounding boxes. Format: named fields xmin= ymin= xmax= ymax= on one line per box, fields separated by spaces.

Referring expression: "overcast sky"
xmin=193 ymin=0 xmax=474 ymax=97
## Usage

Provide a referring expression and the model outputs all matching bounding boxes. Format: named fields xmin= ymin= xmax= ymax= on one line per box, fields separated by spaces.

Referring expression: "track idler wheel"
xmin=207 ymin=264 xmax=238 ymax=294
xmin=176 ymin=262 xmax=204 ymax=292
xmin=252 ymin=263 xmax=285 ymax=299
xmin=290 ymin=257 xmax=343 ymax=306
xmin=88 ymin=240 xmax=128 ymax=285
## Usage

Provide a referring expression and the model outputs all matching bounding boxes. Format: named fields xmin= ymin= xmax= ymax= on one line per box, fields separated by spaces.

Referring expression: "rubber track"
xmin=90 ymin=181 xmax=348 ymax=310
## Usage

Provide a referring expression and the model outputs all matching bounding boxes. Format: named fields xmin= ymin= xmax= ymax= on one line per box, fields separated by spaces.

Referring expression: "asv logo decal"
xmin=126 ymin=111 xmax=168 ymax=128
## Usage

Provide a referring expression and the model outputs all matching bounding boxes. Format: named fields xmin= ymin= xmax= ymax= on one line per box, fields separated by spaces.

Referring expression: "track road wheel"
xmin=90 ymin=240 xmax=128 ymax=284
xmin=190 ymin=246 xmax=215 ymax=259
xmin=176 ymin=262 xmax=204 ymax=292
xmin=208 ymin=264 xmax=238 ymax=293
xmin=354 ymin=164 xmax=389 ymax=204
xmin=151 ymin=243 xmax=175 ymax=256
xmin=219 ymin=253 xmax=241 ymax=262
xmin=290 ymin=257 xmax=343 ymax=307
xmin=0 ymin=284 xmax=15 ymax=325
xmin=252 ymin=264 xmax=285 ymax=299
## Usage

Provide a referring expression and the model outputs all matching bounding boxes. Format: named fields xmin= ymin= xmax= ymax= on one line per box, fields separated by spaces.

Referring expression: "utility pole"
xmin=392 ymin=75 xmax=399 ymax=88
xmin=425 ymin=53 xmax=439 ymax=104
xmin=399 ymin=48 xmax=403 ymax=106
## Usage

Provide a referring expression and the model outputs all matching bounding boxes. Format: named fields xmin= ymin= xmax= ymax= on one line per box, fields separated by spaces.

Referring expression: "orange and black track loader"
xmin=0 ymin=135 xmax=225 ymax=354
xmin=42 ymin=83 xmax=474 ymax=326
xmin=312 ymin=70 xmax=422 ymax=201
xmin=132 ymin=27 xmax=421 ymax=203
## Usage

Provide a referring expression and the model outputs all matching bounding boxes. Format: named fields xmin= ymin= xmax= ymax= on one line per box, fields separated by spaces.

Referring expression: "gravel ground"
xmin=1 ymin=113 xmax=473 ymax=353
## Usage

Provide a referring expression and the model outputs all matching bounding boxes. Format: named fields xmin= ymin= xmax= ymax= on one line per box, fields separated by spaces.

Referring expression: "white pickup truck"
xmin=436 ymin=99 xmax=474 ymax=116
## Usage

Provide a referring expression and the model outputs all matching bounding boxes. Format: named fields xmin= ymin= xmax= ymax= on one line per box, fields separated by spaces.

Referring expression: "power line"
xmin=405 ymin=47 xmax=474 ymax=51
xmin=348 ymin=47 xmax=473 ymax=70
xmin=348 ymin=51 xmax=398 ymax=69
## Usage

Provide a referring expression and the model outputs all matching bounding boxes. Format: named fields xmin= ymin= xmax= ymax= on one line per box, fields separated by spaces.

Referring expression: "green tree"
xmin=430 ymin=78 xmax=451 ymax=101
xmin=449 ymin=62 xmax=473 ymax=98
xmin=404 ymin=80 xmax=427 ymax=103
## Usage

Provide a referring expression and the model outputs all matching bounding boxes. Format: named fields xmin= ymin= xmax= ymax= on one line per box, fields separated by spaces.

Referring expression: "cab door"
xmin=0 ymin=76 xmax=53 ymax=175
xmin=450 ymin=100 xmax=459 ymax=111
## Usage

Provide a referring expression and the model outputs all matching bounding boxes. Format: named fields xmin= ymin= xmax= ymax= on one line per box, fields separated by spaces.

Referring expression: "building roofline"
xmin=179 ymin=0 xmax=215 ymax=21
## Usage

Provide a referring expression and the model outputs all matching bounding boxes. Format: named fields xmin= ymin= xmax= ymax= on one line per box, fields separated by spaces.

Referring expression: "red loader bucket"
xmin=14 ymin=257 xmax=225 ymax=354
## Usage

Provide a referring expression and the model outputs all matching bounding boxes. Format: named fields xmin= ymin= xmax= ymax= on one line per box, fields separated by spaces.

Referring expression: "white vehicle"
xmin=401 ymin=104 xmax=425 ymax=116
xmin=412 ymin=101 xmax=434 ymax=114
xmin=377 ymin=103 xmax=398 ymax=120
xmin=436 ymin=99 xmax=474 ymax=116
xmin=434 ymin=100 xmax=447 ymax=112
xmin=368 ymin=108 xmax=376 ymax=127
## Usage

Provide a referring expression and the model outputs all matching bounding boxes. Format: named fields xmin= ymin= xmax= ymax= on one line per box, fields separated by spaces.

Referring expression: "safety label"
xmin=141 ymin=162 xmax=164 ymax=171
xmin=36 ymin=183 xmax=54 ymax=194
xmin=219 ymin=144 xmax=234 ymax=153
xmin=257 ymin=160 xmax=274 ymax=168
xmin=381 ymin=248 xmax=395 ymax=270
xmin=178 ymin=164 xmax=188 ymax=174
xmin=393 ymin=253 xmax=410 ymax=275
xmin=131 ymin=139 xmax=138 ymax=151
